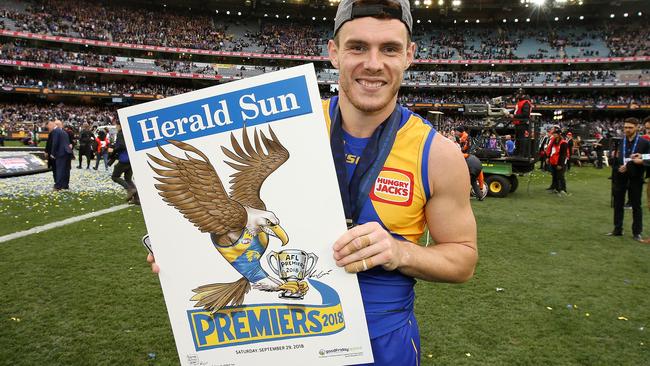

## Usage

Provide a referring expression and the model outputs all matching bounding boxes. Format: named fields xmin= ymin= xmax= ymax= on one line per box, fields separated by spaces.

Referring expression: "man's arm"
xmin=332 ymin=134 xmax=478 ymax=283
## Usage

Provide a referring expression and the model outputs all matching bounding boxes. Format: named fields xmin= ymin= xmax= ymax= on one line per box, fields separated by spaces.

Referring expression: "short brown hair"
xmin=624 ymin=117 xmax=640 ymax=125
xmin=643 ymin=116 xmax=650 ymax=125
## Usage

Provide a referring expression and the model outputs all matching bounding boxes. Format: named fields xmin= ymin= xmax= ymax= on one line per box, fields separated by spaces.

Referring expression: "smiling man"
xmin=326 ymin=1 xmax=478 ymax=364
xmin=148 ymin=1 xmax=477 ymax=364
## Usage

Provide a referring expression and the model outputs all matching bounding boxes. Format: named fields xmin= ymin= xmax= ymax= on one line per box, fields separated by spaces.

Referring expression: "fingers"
xmin=146 ymin=254 xmax=160 ymax=274
xmin=332 ymin=223 xmax=377 ymax=252
xmin=335 ymin=233 xmax=374 ymax=259
xmin=344 ymin=257 xmax=378 ymax=273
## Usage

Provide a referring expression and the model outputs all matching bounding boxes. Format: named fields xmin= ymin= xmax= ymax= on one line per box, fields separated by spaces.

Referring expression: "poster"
xmin=117 ymin=64 xmax=373 ymax=366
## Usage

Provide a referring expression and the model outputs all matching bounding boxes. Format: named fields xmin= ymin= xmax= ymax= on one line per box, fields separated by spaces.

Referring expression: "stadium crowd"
xmin=0 ymin=0 xmax=648 ymax=59
xmin=0 ymin=42 xmax=643 ymax=85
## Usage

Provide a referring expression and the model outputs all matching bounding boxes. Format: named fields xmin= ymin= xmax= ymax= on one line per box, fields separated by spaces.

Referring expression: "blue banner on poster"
xmin=128 ymin=76 xmax=312 ymax=150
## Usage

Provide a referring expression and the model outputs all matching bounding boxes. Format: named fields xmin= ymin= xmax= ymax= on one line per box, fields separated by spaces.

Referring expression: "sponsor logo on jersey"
xmin=370 ymin=168 xmax=414 ymax=206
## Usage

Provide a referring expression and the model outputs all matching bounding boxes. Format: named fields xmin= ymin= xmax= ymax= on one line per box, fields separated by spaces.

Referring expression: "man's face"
xmin=328 ymin=17 xmax=415 ymax=114
xmin=47 ymin=121 xmax=56 ymax=132
xmin=644 ymin=122 xmax=650 ymax=135
xmin=623 ymin=122 xmax=637 ymax=138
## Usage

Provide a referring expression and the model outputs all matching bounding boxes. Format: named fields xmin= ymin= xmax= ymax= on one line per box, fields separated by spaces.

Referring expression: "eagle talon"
xmin=278 ymin=280 xmax=309 ymax=295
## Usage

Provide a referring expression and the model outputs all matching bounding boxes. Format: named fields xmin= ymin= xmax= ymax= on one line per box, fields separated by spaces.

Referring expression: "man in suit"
xmin=607 ymin=117 xmax=650 ymax=241
xmin=47 ymin=120 xmax=73 ymax=190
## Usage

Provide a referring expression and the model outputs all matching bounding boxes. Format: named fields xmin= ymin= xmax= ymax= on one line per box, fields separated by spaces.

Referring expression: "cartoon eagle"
xmin=147 ymin=126 xmax=304 ymax=313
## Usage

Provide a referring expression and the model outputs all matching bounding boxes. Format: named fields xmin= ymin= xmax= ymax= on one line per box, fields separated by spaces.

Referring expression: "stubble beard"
xmin=339 ymin=73 xmax=401 ymax=114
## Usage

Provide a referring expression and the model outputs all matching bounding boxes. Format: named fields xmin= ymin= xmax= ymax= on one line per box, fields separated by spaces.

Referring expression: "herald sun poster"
xmin=117 ymin=64 xmax=373 ymax=366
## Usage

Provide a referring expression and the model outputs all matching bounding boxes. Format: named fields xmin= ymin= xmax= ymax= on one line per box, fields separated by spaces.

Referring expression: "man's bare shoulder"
xmin=427 ymin=133 xmax=469 ymax=194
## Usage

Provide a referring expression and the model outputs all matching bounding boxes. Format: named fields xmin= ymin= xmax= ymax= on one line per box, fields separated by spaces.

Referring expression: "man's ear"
xmin=328 ymin=39 xmax=340 ymax=69
xmin=405 ymin=41 xmax=416 ymax=70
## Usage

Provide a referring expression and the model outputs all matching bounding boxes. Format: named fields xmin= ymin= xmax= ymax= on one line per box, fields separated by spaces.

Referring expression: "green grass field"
xmin=2 ymin=140 xmax=47 ymax=147
xmin=1 ymin=166 xmax=648 ymax=365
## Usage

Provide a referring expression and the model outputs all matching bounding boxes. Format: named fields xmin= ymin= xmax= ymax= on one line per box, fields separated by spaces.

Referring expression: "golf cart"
xmin=427 ymin=100 xmax=539 ymax=198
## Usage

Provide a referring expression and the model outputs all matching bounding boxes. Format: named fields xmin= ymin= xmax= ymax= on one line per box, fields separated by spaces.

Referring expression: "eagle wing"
xmin=221 ymin=126 xmax=290 ymax=210
xmin=147 ymin=140 xmax=247 ymax=235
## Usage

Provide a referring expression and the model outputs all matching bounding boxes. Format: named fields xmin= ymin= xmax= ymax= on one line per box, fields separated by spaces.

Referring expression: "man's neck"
xmin=627 ymin=133 xmax=637 ymax=142
xmin=337 ymin=95 xmax=396 ymax=138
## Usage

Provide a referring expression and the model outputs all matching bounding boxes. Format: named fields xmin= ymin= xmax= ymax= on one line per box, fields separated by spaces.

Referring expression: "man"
xmin=545 ymin=127 xmax=569 ymax=196
xmin=592 ymin=132 xmax=604 ymax=169
xmin=642 ymin=116 xmax=650 ymax=210
xmin=507 ymin=89 xmax=532 ymax=157
xmin=465 ymin=154 xmax=485 ymax=201
xmin=565 ymin=132 xmax=574 ymax=171
xmin=77 ymin=122 xmax=94 ymax=169
xmin=608 ymin=117 xmax=650 ymax=241
xmin=109 ymin=120 xmax=138 ymax=204
xmin=46 ymin=119 xmax=73 ymax=190
xmin=539 ymin=128 xmax=551 ymax=171
xmin=0 ymin=122 xmax=6 ymax=146
xmin=504 ymin=134 xmax=515 ymax=156
xmin=454 ymin=126 xmax=470 ymax=153
xmin=149 ymin=1 xmax=477 ymax=364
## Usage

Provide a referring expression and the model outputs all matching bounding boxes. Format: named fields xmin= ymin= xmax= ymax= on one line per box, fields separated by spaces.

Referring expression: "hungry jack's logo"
xmin=370 ymin=168 xmax=414 ymax=206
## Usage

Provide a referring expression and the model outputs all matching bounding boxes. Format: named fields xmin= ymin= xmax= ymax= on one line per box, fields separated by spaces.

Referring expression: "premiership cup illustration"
xmin=267 ymin=249 xmax=318 ymax=299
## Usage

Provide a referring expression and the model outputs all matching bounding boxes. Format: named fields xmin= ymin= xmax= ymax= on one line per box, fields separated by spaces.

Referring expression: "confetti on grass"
xmin=0 ymin=166 xmax=123 ymax=197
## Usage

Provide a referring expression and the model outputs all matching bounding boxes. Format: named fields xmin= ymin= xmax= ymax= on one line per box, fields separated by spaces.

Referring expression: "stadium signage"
xmin=127 ymin=76 xmax=312 ymax=150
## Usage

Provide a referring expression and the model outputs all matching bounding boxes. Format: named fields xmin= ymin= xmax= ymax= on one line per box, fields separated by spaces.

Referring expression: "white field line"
xmin=0 ymin=204 xmax=131 ymax=244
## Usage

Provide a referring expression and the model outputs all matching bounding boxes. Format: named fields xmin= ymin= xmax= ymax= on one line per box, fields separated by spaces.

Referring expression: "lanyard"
xmin=330 ymin=103 xmax=401 ymax=228
xmin=622 ymin=134 xmax=639 ymax=163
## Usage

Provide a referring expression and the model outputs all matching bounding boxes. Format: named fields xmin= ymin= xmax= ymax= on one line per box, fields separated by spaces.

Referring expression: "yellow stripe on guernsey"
xmin=322 ymin=99 xmax=433 ymax=243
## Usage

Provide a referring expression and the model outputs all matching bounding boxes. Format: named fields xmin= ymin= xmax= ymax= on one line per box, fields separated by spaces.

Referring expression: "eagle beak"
xmin=268 ymin=224 xmax=289 ymax=245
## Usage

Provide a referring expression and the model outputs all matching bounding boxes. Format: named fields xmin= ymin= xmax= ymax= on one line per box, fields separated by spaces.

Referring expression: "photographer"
xmin=507 ymin=89 xmax=532 ymax=157
xmin=109 ymin=120 xmax=138 ymax=204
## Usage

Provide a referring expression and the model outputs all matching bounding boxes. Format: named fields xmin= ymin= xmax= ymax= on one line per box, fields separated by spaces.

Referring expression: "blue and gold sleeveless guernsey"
xmin=323 ymin=97 xmax=436 ymax=365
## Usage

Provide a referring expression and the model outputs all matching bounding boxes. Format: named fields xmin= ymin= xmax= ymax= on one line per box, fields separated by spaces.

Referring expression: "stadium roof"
xmin=128 ymin=0 xmax=649 ymax=23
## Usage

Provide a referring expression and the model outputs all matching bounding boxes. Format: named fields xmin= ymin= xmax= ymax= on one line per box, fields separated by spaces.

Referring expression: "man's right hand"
xmin=147 ymin=254 xmax=160 ymax=274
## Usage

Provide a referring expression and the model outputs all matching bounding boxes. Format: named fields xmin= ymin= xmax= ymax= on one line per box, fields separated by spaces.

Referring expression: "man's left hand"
xmin=332 ymin=222 xmax=404 ymax=273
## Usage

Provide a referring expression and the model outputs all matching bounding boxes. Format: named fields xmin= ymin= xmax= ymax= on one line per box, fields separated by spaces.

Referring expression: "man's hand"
xmin=147 ymin=253 xmax=160 ymax=274
xmin=333 ymin=222 xmax=405 ymax=273
xmin=630 ymin=153 xmax=644 ymax=164
xmin=619 ymin=164 xmax=628 ymax=173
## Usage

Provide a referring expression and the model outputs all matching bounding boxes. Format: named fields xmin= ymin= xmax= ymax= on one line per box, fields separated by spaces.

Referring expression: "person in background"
xmin=77 ymin=122 xmax=94 ymax=169
xmin=507 ymin=89 xmax=532 ymax=157
xmin=0 ymin=123 xmax=6 ymax=146
xmin=504 ymin=134 xmax=515 ymax=156
xmin=593 ymin=132 xmax=604 ymax=169
xmin=565 ymin=132 xmax=574 ymax=171
xmin=545 ymin=127 xmax=569 ymax=196
xmin=607 ymin=117 xmax=650 ymax=241
xmin=47 ymin=119 xmax=73 ymax=190
xmin=93 ymin=129 xmax=110 ymax=171
xmin=109 ymin=120 xmax=138 ymax=204
xmin=455 ymin=126 xmax=470 ymax=154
